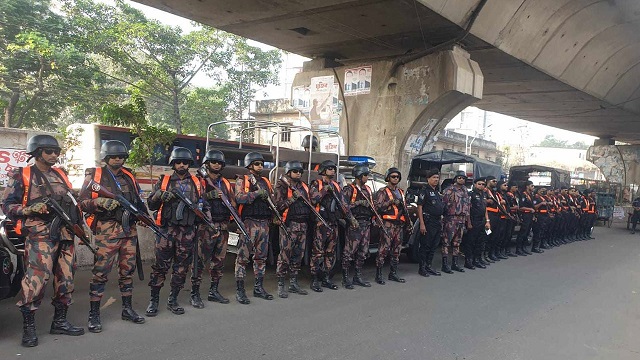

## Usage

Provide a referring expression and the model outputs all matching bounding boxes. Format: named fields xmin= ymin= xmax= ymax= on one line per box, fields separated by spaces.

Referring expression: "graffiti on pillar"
xmin=344 ymin=65 xmax=372 ymax=96
xmin=587 ymin=145 xmax=625 ymax=184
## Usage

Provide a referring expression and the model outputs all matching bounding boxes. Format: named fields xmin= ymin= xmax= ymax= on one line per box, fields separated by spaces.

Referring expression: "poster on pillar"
xmin=309 ymin=75 xmax=334 ymax=127
xmin=344 ymin=65 xmax=372 ymax=96
xmin=291 ymin=85 xmax=311 ymax=112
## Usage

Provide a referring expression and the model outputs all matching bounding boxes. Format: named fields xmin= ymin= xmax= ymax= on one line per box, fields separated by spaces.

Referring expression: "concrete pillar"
xmin=588 ymin=145 xmax=640 ymax=198
xmin=292 ymin=46 xmax=483 ymax=175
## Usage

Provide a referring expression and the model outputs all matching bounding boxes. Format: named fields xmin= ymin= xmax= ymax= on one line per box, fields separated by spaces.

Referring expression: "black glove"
xmin=160 ymin=191 xmax=175 ymax=202
xmin=205 ymin=189 xmax=220 ymax=200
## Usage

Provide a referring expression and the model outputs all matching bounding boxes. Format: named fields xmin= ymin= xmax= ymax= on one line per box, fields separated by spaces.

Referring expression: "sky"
xmin=118 ymin=0 xmax=597 ymax=147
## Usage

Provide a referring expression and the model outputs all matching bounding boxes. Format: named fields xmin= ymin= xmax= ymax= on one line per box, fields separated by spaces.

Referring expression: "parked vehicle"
xmin=0 ymin=215 xmax=25 ymax=302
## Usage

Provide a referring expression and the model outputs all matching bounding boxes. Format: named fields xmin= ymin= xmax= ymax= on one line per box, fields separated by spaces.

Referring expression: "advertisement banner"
xmin=309 ymin=75 xmax=335 ymax=127
xmin=0 ymin=148 xmax=28 ymax=188
xmin=344 ymin=65 xmax=372 ymax=96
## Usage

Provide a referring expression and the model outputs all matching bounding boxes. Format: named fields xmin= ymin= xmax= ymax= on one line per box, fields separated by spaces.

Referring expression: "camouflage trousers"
xmin=376 ymin=221 xmax=403 ymax=267
xmin=235 ymin=218 xmax=269 ymax=279
xmin=276 ymin=221 xmax=307 ymax=277
xmin=89 ymin=235 xmax=137 ymax=301
xmin=310 ymin=222 xmax=338 ymax=275
xmin=342 ymin=220 xmax=370 ymax=270
xmin=18 ymin=235 xmax=76 ymax=311
xmin=442 ymin=217 xmax=466 ymax=256
xmin=148 ymin=225 xmax=196 ymax=290
xmin=192 ymin=222 xmax=229 ymax=286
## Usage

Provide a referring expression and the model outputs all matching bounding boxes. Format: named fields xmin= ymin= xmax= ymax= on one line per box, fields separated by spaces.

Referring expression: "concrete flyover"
xmin=134 ymin=0 xmax=640 ymax=171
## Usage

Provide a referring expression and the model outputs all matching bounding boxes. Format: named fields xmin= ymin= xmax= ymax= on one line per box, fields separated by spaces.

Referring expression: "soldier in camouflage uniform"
xmin=309 ymin=160 xmax=357 ymax=292
xmin=373 ymin=167 xmax=408 ymax=284
xmin=440 ymin=170 xmax=471 ymax=273
xmin=2 ymin=135 xmax=85 ymax=347
xmin=146 ymin=147 xmax=209 ymax=316
xmin=341 ymin=164 xmax=375 ymax=289
xmin=274 ymin=161 xmax=311 ymax=298
xmin=235 ymin=152 xmax=274 ymax=303
xmin=80 ymin=140 xmax=145 ymax=332
xmin=191 ymin=150 xmax=233 ymax=305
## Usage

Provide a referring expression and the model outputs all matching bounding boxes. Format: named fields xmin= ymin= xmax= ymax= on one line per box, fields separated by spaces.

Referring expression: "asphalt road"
xmin=1 ymin=224 xmax=639 ymax=360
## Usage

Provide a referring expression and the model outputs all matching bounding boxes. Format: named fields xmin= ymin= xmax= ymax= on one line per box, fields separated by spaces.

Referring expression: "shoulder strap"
xmin=21 ymin=165 xmax=32 ymax=206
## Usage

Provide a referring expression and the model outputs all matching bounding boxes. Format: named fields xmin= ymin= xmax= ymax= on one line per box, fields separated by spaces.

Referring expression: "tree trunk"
xmin=4 ymin=91 xmax=20 ymax=128
xmin=172 ymin=90 xmax=181 ymax=134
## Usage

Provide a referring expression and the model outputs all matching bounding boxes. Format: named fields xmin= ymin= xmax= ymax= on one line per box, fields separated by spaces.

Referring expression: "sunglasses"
xmin=326 ymin=167 xmax=336 ymax=171
xmin=174 ymin=160 xmax=190 ymax=165
xmin=290 ymin=169 xmax=302 ymax=174
xmin=456 ymin=176 xmax=465 ymax=180
xmin=42 ymin=148 xmax=61 ymax=155
xmin=389 ymin=175 xmax=400 ymax=179
xmin=252 ymin=162 xmax=264 ymax=167
xmin=476 ymin=183 xmax=486 ymax=186
xmin=208 ymin=160 xmax=224 ymax=165
xmin=110 ymin=155 xmax=126 ymax=160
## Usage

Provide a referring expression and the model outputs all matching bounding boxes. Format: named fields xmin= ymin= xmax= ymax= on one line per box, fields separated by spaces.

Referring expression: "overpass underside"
xmin=135 ymin=0 xmax=640 ymax=178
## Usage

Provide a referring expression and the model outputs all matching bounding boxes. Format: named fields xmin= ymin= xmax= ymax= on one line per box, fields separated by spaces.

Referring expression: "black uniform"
xmin=417 ymin=184 xmax=444 ymax=267
xmin=462 ymin=188 xmax=487 ymax=264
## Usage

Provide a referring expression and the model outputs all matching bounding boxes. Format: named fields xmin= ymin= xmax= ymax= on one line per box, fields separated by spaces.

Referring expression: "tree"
xmin=63 ymin=0 xmax=282 ymax=135
xmin=180 ymin=87 xmax=229 ymax=138
xmin=0 ymin=0 xmax=106 ymax=129
xmin=100 ymin=89 xmax=174 ymax=183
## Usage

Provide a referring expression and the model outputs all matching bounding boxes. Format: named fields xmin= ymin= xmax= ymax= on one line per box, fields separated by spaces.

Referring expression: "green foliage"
xmin=538 ymin=135 xmax=588 ymax=150
xmin=127 ymin=125 xmax=174 ymax=172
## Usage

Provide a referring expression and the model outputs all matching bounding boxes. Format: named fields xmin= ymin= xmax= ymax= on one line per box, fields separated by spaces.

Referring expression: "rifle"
xmin=170 ymin=189 xmax=218 ymax=232
xmin=354 ymin=184 xmax=391 ymax=238
xmin=43 ymin=196 xmax=97 ymax=255
xmin=399 ymin=192 xmax=414 ymax=234
xmin=280 ymin=175 xmax=331 ymax=228
xmin=322 ymin=180 xmax=356 ymax=228
xmin=197 ymin=166 xmax=249 ymax=240
xmin=247 ymin=173 xmax=293 ymax=241
xmin=486 ymin=189 xmax=518 ymax=222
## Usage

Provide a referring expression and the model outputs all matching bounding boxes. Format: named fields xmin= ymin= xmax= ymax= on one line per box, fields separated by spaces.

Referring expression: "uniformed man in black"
xmin=416 ymin=169 xmax=445 ymax=277
xmin=462 ymin=177 xmax=491 ymax=269
xmin=515 ymin=181 xmax=535 ymax=256
xmin=631 ymin=197 xmax=640 ymax=234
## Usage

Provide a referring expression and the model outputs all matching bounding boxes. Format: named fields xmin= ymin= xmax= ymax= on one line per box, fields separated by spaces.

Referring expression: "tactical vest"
xmin=349 ymin=184 xmax=374 ymax=220
xmin=204 ymin=177 xmax=233 ymax=222
xmin=238 ymin=175 xmax=272 ymax=220
xmin=315 ymin=179 xmax=341 ymax=223
xmin=380 ymin=187 xmax=406 ymax=222
xmin=282 ymin=182 xmax=310 ymax=223
xmin=154 ymin=174 xmax=201 ymax=226
xmin=486 ymin=188 xmax=499 ymax=213
xmin=86 ymin=167 xmax=139 ymax=228
xmin=15 ymin=165 xmax=75 ymax=235
xmin=535 ymin=194 xmax=549 ymax=214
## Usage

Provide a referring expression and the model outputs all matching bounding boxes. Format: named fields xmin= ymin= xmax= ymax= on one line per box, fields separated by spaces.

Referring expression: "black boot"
xmin=253 ymin=277 xmax=274 ymax=300
xmin=235 ymin=280 xmax=250 ymax=304
xmin=277 ymin=276 xmax=288 ymax=298
xmin=418 ymin=260 xmax=429 ymax=277
xmin=506 ymin=247 xmax=517 ymax=257
xmin=388 ymin=263 xmax=406 ymax=283
xmin=342 ymin=268 xmax=354 ymax=290
xmin=311 ymin=273 xmax=323 ymax=292
xmin=190 ymin=285 xmax=204 ymax=309
xmin=88 ymin=301 xmax=102 ymax=333
xmin=167 ymin=287 xmax=185 ymax=315
xmin=441 ymin=256 xmax=453 ymax=274
xmin=451 ymin=256 xmax=465 ymax=272
xmin=473 ymin=256 xmax=486 ymax=269
xmin=50 ymin=302 xmax=85 ymax=336
xmin=146 ymin=287 xmax=160 ymax=317
xmin=522 ymin=247 xmax=532 ymax=255
xmin=20 ymin=306 xmax=38 ymax=347
xmin=498 ymin=248 xmax=508 ymax=260
xmin=207 ymin=280 xmax=230 ymax=303
xmin=488 ymin=248 xmax=499 ymax=262
xmin=464 ymin=256 xmax=475 ymax=270
xmin=352 ymin=268 xmax=371 ymax=287
xmin=121 ymin=296 xmax=145 ymax=324
xmin=515 ymin=246 xmax=525 ymax=256
xmin=375 ymin=266 xmax=386 ymax=285
xmin=321 ymin=271 xmax=338 ymax=290
xmin=425 ymin=252 xmax=441 ymax=276
xmin=289 ymin=275 xmax=308 ymax=295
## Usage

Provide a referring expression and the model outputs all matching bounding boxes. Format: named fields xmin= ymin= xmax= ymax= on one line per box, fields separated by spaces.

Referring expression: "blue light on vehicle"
xmin=347 ymin=156 xmax=376 ymax=166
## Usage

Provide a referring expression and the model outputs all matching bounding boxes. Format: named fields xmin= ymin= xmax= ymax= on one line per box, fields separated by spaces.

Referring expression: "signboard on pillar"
xmin=0 ymin=148 xmax=28 ymax=188
xmin=291 ymin=85 xmax=310 ymax=112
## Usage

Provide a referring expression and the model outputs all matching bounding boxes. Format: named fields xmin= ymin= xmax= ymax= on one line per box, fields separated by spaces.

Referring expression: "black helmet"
xmin=26 ymin=135 xmax=60 ymax=155
xmin=168 ymin=147 xmax=193 ymax=166
xmin=454 ymin=170 xmax=467 ymax=179
xmin=244 ymin=152 xmax=265 ymax=168
xmin=100 ymin=140 xmax=128 ymax=161
xmin=352 ymin=164 xmax=370 ymax=178
xmin=284 ymin=161 xmax=304 ymax=174
xmin=301 ymin=135 xmax=319 ymax=151
xmin=203 ymin=150 xmax=225 ymax=167
xmin=318 ymin=160 xmax=337 ymax=175
xmin=385 ymin=167 xmax=401 ymax=182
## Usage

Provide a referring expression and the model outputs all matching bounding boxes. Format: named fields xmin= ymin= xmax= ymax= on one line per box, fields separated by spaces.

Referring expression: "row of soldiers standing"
xmin=415 ymin=169 xmax=598 ymax=276
xmin=2 ymin=135 xmax=414 ymax=348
